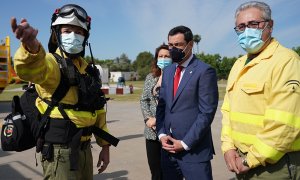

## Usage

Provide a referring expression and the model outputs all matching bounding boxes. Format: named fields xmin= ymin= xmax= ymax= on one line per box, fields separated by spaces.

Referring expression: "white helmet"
xmin=48 ymin=4 xmax=91 ymax=55
xmin=52 ymin=12 xmax=88 ymax=31
xmin=51 ymin=4 xmax=91 ymax=31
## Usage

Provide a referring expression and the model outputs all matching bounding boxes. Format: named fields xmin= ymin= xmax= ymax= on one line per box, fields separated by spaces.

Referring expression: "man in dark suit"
xmin=156 ymin=25 xmax=219 ymax=180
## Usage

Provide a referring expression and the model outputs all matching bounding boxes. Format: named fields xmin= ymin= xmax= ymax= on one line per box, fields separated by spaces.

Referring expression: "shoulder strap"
xmin=92 ymin=127 xmax=119 ymax=147
xmin=37 ymin=54 xmax=71 ymax=138
xmin=52 ymin=53 xmax=77 ymax=85
xmin=50 ymin=71 xmax=70 ymax=106
xmin=43 ymin=53 xmax=71 ymax=107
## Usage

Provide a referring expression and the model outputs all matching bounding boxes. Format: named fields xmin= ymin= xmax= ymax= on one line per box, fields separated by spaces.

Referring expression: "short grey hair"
xmin=235 ymin=1 xmax=272 ymax=21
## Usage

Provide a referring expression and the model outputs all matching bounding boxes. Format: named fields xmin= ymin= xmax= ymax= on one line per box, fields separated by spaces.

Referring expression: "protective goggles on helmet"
xmin=53 ymin=4 xmax=91 ymax=29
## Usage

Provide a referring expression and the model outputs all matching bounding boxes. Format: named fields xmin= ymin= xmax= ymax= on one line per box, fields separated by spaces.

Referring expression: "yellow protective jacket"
xmin=221 ymin=38 xmax=300 ymax=168
xmin=14 ymin=43 xmax=109 ymax=146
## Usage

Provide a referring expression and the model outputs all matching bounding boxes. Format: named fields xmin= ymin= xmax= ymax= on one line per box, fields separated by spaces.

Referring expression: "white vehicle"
xmin=95 ymin=65 xmax=109 ymax=85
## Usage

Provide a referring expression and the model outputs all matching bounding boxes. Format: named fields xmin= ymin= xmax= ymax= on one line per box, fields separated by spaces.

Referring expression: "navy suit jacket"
xmin=156 ymin=55 xmax=219 ymax=162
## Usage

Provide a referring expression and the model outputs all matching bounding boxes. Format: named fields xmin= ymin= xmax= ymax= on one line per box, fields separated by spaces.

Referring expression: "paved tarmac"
xmin=0 ymin=101 xmax=235 ymax=180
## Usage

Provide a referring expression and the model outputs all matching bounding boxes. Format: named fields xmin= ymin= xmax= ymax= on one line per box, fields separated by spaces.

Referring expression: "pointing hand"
xmin=11 ymin=17 xmax=39 ymax=53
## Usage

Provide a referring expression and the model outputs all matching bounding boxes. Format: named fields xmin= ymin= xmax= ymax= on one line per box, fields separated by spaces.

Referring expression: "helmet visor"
xmin=52 ymin=4 xmax=91 ymax=31
xmin=52 ymin=13 xmax=88 ymax=31
xmin=58 ymin=4 xmax=89 ymax=23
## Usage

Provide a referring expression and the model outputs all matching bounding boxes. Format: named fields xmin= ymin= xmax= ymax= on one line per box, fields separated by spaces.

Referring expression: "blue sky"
xmin=1 ymin=0 xmax=300 ymax=61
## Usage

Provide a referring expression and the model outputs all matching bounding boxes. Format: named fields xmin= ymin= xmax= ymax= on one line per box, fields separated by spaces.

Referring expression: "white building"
xmin=110 ymin=71 xmax=138 ymax=83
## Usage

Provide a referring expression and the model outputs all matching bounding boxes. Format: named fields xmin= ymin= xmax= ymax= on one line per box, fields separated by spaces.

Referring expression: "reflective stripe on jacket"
xmin=221 ymin=38 xmax=300 ymax=168
xmin=14 ymin=44 xmax=109 ymax=146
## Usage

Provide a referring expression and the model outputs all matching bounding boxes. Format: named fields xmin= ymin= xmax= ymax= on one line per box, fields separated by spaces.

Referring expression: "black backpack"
xmin=1 ymin=84 xmax=119 ymax=152
xmin=1 ymin=68 xmax=70 ymax=152
xmin=1 ymin=85 xmax=41 ymax=151
xmin=1 ymin=54 xmax=119 ymax=152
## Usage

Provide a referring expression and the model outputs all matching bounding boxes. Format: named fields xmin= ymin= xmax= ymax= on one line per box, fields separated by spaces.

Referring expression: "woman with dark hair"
xmin=140 ymin=43 xmax=171 ymax=180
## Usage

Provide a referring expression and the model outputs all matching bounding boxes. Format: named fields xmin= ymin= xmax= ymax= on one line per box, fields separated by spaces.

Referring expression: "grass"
xmin=106 ymin=89 xmax=143 ymax=102
xmin=0 ymin=80 xmax=227 ymax=102
xmin=0 ymin=82 xmax=26 ymax=101
xmin=105 ymin=81 xmax=144 ymax=101
xmin=2 ymin=83 xmax=25 ymax=90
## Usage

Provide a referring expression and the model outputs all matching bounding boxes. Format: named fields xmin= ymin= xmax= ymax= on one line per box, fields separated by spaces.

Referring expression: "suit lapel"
xmin=172 ymin=58 xmax=197 ymax=106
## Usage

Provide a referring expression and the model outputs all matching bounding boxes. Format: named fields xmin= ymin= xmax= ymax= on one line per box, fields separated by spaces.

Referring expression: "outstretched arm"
xmin=11 ymin=17 xmax=39 ymax=53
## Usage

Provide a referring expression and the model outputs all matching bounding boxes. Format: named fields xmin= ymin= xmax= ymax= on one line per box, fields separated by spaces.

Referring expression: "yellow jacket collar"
xmin=54 ymin=49 xmax=88 ymax=73
xmin=239 ymin=38 xmax=280 ymax=65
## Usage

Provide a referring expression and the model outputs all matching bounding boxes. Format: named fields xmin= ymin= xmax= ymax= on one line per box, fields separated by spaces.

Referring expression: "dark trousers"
xmin=146 ymin=139 xmax=163 ymax=180
xmin=161 ymin=150 xmax=212 ymax=180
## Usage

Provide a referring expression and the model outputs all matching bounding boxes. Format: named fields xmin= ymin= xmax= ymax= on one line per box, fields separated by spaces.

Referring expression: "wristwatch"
xmin=242 ymin=158 xmax=249 ymax=167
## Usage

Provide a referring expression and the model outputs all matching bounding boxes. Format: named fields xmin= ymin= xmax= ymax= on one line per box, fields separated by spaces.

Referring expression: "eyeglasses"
xmin=168 ymin=42 xmax=186 ymax=48
xmin=234 ymin=20 xmax=269 ymax=33
xmin=55 ymin=4 xmax=91 ymax=23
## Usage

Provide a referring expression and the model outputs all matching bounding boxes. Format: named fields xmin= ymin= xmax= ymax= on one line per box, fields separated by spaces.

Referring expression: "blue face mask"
xmin=61 ymin=32 xmax=85 ymax=54
xmin=238 ymin=27 xmax=267 ymax=54
xmin=157 ymin=58 xmax=172 ymax=70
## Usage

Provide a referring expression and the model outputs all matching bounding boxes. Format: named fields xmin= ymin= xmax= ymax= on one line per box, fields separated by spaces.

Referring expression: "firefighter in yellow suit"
xmin=221 ymin=1 xmax=300 ymax=179
xmin=11 ymin=4 xmax=110 ymax=180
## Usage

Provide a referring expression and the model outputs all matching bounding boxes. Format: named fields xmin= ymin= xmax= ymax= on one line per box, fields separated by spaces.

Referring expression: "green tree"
xmin=118 ymin=53 xmax=131 ymax=71
xmin=95 ymin=59 xmax=114 ymax=69
xmin=119 ymin=53 xmax=131 ymax=64
xmin=196 ymin=53 xmax=237 ymax=80
xmin=292 ymin=46 xmax=300 ymax=56
xmin=219 ymin=56 xmax=237 ymax=79
xmin=85 ymin=55 xmax=101 ymax=63
xmin=85 ymin=55 xmax=92 ymax=62
xmin=106 ymin=53 xmax=132 ymax=71
xmin=132 ymin=51 xmax=153 ymax=80
xmin=193 ymin=34 xmax=201 ymax=54
xmin=197 ymin=52 xmax=221 ymax=70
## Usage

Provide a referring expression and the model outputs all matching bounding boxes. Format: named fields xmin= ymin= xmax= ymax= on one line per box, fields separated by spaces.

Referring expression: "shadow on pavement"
xmin=107 ymin=120 xmax=120 ymax=123
xmin=94 ymin=170 xmax=128 ymax=180
xmin=118 ymin=134 xmax=144 ymax=141
xmin=0 ymin=149 xmax=11 ymax=157
xmin=90 ymin=133 xmax=143 ymax=147
xmin=0 ymin=161 xmax=43 ymax=179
